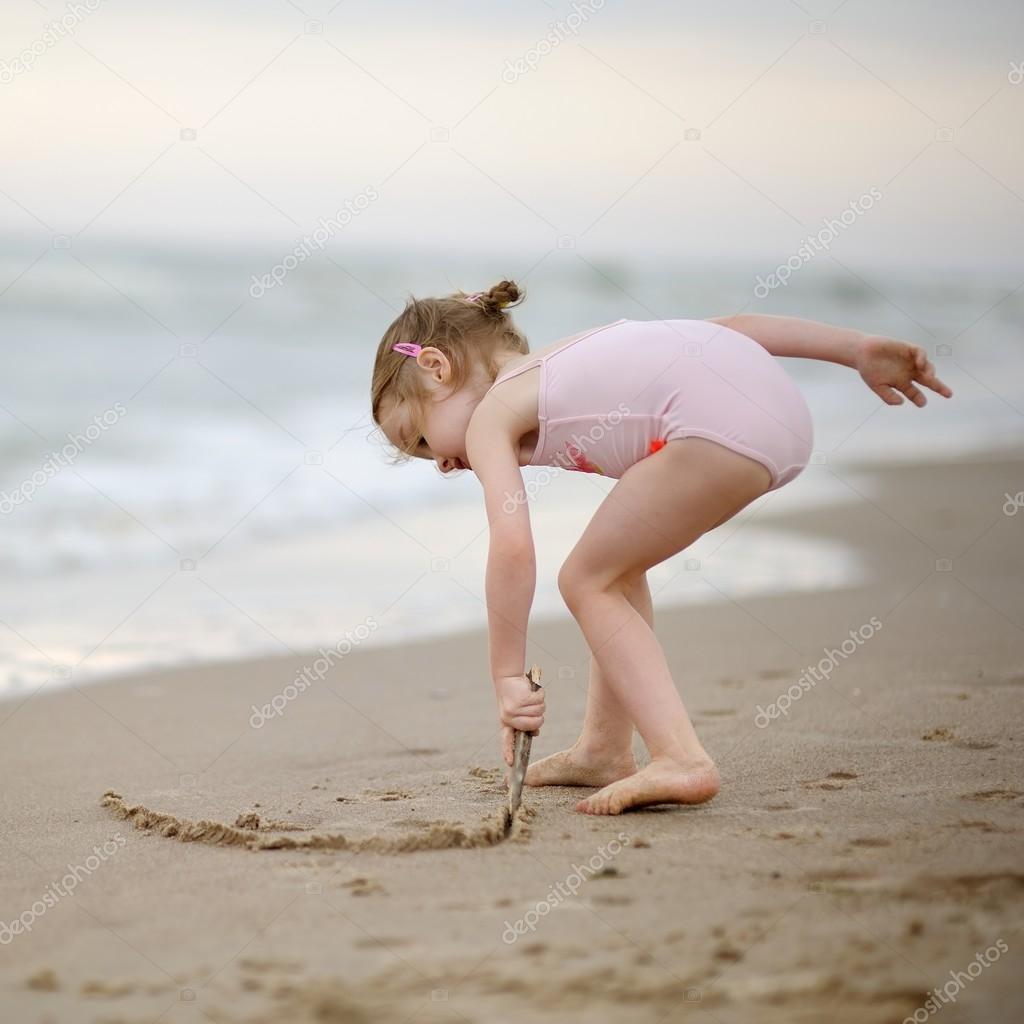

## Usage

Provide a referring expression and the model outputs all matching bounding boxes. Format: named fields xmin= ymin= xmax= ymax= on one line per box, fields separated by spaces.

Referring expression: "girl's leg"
xmin=526 ymin=574 xmax=652 ymax=787
xmin=557 ymin=437 xmax=773 ymax=815
xmin=578 ymin=572 xmax=653 ymax=753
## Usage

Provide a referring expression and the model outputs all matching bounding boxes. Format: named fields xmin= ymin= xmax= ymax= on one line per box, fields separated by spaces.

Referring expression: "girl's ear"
xmin=417 ymin=346 xmax=452 ymax=383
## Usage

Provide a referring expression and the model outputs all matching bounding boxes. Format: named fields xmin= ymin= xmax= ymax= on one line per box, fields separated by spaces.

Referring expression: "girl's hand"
xmin=855 ymin=336 xmax=953 ymax=407
xmin=494 ymin=673 xmax=545 ymax=766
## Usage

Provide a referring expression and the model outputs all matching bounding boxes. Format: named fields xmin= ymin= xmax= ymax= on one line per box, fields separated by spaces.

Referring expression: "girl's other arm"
xmin=706 ymin=314 xmax=863 ymax=366
xmin=707 ymin=314 xmax=953 ymax=407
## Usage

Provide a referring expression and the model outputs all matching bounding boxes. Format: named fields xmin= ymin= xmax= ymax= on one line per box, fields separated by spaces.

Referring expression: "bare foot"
xmin=575 ymin=757 xmax=720 ymax=815
xmin=523 ymin=745 xmax=638 ymax=788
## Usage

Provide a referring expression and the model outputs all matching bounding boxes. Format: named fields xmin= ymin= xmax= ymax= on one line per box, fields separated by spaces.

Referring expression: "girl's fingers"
xmin=874 ymin=383 xmax=904 ymax=405
xmin=509 ymin=714 xmax=544 ymax=731
xmin=919 ymin=367 xmax=953 ymax=397
xmin=515 ymin=698 xmax=545 ymax=712
xmin=911 ymin=349 xmax=953 ymax=397
xmin=902 ymin=383 xmax=927 ymax=407
xmin=513 ymin=710 xmax=544 ymax=723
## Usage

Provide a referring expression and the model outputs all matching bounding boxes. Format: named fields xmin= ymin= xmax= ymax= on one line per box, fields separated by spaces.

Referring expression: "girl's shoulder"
xmin=501 ymin=319 xmax=629 ymax=376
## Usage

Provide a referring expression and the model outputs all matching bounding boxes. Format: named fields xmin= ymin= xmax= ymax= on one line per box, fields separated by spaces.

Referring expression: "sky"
xmin=1 ymin=0 xmax=1023 ymax=273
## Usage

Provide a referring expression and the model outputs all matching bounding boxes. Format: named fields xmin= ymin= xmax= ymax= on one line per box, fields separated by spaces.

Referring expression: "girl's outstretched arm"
xmin=465 ymin=404 xmax=546 ymax=765
xmin=706 ymin=314 xmax=862 ymax=366
xmin=707 ymin=314 xmax=953 ymax=407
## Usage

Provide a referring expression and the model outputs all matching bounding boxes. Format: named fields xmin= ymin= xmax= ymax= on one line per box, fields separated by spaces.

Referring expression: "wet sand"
xmin=1 ymin=451 xmax=1022 ymax=1023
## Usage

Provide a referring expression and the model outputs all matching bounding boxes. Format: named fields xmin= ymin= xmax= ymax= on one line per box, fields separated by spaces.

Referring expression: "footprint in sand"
xmin=80 ymin=979 xmax=138 ymax=997
xmin=363 ymin=789 xmax=412 ymax=802
xmin=801 ymin=771 xmax=858 ymax=790
xmin=808 ymin=869 xmax=877 ymax=892
xmin=713 ymin=944 xmax=744 ymax=963
xmin=343 ymin=877 xmax=384 ymax=896
xmin=922 ymin=727 xmax=955 ymax=742
xmin=593 ymin=894 xmax=633 ymax=906
xmin=954 ymin=820 xmax=1014 ymax=834
xmin=906 ymin=873 xmax=1024 ymax=901
xmin=354 ymin=936 xmax=410 ymax=949
xmin=25 ymin=969 xmax=59 ymax=992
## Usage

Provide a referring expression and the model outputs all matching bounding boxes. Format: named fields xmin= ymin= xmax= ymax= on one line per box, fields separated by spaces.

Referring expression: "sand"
xmin=1 ymin=451 xmax=1023 ymax=1023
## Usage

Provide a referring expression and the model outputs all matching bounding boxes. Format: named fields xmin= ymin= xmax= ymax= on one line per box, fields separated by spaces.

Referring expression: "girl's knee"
xmin=558 ymin=560 xmax=640 ymax=611
xmin=557 ymin=560 xmax=584 ymax=609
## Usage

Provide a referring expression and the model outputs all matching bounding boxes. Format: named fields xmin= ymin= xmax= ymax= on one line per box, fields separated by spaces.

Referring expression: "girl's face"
xmin=379 ymin=348 xmax=484 ymax=474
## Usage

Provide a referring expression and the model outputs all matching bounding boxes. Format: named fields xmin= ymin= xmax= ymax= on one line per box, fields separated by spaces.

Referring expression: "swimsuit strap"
xmin=487 ymin=355 xmax=543 ymax=392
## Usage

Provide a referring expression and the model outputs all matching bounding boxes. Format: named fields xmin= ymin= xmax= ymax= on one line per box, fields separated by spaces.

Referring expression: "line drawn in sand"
xmin=99 ymin=789 xmax=535 ymax=854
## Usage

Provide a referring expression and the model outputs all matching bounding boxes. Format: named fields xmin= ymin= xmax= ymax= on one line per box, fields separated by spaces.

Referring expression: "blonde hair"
xmin=370 ymin=279 xmax=528 ymax=463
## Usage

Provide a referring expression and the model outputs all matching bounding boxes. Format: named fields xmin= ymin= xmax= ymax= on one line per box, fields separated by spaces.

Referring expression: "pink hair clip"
xmin=392 ymin=342 xmax=422 ymax=357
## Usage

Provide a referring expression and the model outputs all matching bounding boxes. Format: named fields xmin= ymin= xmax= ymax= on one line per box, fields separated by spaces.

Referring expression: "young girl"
xmin=370 ymin=280 xmax=952 ymax=816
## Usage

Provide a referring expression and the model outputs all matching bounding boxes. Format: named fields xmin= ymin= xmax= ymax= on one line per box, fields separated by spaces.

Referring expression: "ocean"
xmin=2 ymin=237 xmax=1021 ymax=697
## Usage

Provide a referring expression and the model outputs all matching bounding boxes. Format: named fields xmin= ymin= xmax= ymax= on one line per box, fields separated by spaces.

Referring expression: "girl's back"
xmin=488 ymin=317 xmax=814 ymax=489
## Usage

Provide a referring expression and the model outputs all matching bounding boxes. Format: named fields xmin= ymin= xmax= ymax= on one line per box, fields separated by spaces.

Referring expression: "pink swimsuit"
xmin=487 ymin=318 xmax=813 ymax=491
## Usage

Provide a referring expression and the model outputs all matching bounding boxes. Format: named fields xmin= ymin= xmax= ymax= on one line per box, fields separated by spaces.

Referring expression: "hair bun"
xmin=479 ymin=279 xmax=523 ymax=314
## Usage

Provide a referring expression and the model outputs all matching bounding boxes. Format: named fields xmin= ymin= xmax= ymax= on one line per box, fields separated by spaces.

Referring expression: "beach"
xmin=2 ymin=450 xmax=1022 ymax=1023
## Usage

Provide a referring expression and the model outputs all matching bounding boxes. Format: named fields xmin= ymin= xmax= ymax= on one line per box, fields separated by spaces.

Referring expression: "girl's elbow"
xmin=490 ymin=537 xmax=535 ymax=572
